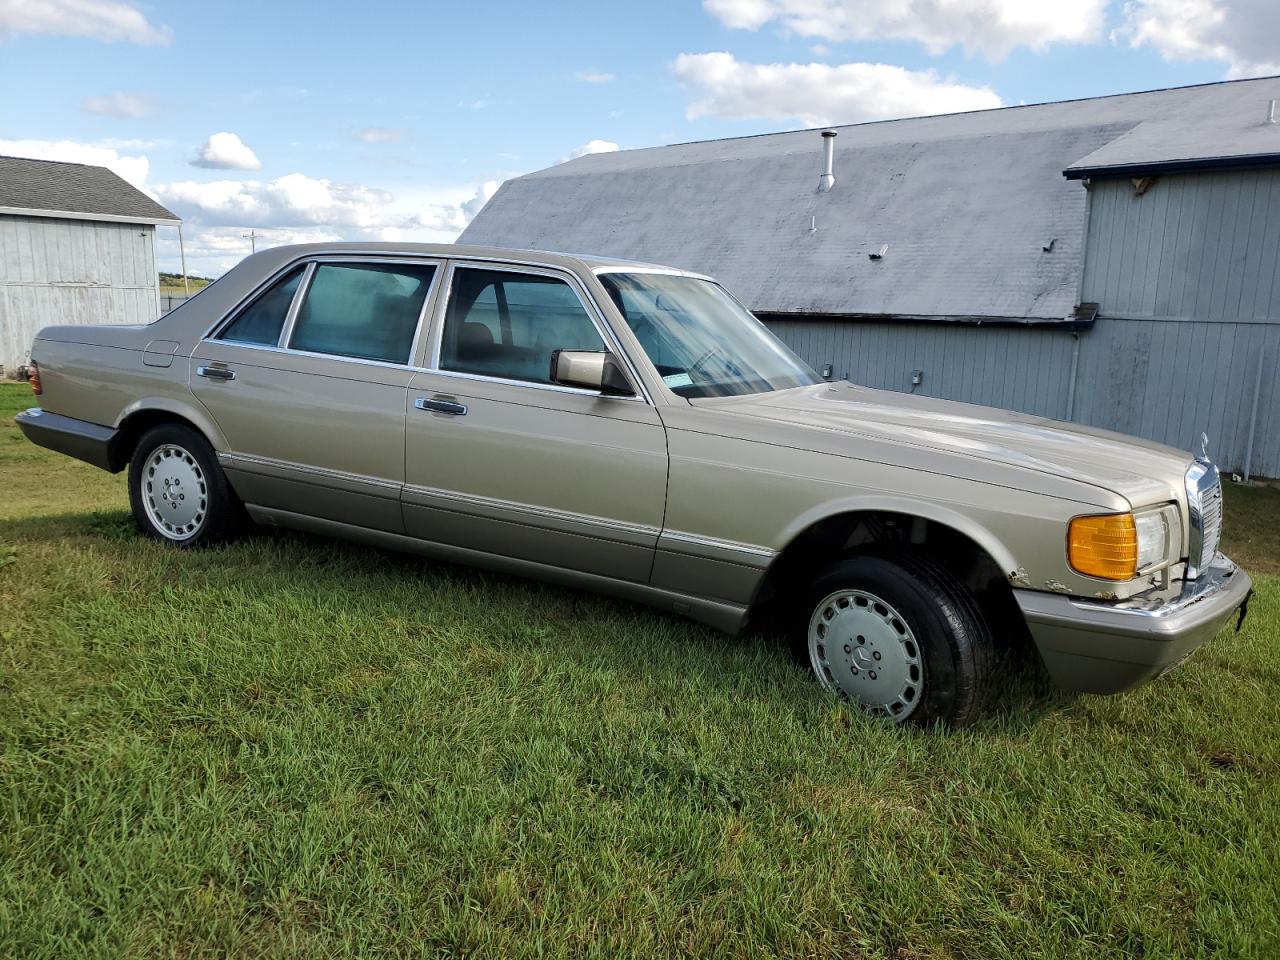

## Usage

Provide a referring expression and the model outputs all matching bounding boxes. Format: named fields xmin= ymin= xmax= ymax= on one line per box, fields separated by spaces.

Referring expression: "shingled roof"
xmin=0 ymin=155 xmax=178 ymax=225
xmin=461 ymin=76 xmax=1280 ymax=325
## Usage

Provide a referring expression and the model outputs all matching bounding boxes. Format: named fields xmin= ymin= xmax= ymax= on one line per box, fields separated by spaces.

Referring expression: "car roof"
xmin=155 ymin=242 xmax=717 ymax=337
xmin=243 ymin=241 xmax=701 ymax=276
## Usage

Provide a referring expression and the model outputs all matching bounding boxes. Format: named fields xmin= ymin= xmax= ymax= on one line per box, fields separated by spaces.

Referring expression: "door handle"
xmin=196 ymin=365 xmax=235 ymax=381
xmin=415 ymin=396 xmax=468 ymax=416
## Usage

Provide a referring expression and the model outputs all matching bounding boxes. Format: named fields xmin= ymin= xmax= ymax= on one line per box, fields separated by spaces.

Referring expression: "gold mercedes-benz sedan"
xmin=16 ymin=243 xmax=1251 ymax=725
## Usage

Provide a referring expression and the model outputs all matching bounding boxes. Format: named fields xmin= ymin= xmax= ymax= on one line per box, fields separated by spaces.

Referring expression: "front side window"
xmin=289 ymin=262 xmax=436 ymax=364
xmin=599 ymin=272 xmax=820 ymax=398
xmin=217 ymin=266 xmax=304 ymax=346
xmin=439 ymin=268 xmax=606 ymax=384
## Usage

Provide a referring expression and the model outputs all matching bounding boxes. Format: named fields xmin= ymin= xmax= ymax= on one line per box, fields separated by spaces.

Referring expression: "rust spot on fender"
xmin=1008 ymin=567 xmax=1031 ymax=587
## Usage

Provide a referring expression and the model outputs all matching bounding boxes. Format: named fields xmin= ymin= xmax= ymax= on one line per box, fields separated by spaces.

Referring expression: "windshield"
xmin=598 ymin=272 xmax=821 ymax=399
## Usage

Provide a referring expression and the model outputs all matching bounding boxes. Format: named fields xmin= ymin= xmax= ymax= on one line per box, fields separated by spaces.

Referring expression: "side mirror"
xmin=549 ymin=350 xmax=634 ymax=396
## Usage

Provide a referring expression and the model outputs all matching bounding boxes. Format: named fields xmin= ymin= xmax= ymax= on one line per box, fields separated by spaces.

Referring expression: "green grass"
xmin=1 ymin=381 xmax=1277 ymax=959
xmin=159 ymin=273 xmax=213 ymax=298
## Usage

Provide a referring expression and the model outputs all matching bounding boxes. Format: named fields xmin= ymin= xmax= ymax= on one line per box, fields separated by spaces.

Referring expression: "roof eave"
xmin=754 ymin=310 xmax=1095 ymax=329
xmin=1064 ymin=152 xmax=1280 ymax=180
xmin=0 ymin=205 xmax=180 ymax=226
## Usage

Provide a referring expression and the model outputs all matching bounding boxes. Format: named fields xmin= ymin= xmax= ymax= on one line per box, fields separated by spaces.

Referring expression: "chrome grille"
xmin=1185 ymin=460 xmax=1223 ymax=579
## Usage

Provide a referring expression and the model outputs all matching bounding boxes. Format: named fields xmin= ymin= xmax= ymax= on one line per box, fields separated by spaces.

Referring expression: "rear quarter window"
xmin=216 ymin=267 xmax=305 ymax=346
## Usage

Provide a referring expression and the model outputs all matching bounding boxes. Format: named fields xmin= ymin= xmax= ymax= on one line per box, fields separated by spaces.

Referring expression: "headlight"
xmin=1134 ymin=508 xmax=1173 ymax=571
xmin=1068 ymin=505 xmax=1178 ymax=581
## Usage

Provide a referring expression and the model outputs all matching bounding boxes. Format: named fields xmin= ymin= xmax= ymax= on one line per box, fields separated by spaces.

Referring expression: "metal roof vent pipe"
xmin=818 ymin=130 xmax=837 ymax=192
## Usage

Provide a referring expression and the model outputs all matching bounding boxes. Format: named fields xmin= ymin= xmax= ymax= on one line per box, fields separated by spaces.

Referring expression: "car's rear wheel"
xmin=128 ymin=424 xmax=243 ymax=547
xmin=802 ymin=553 xmax=993 ymax=726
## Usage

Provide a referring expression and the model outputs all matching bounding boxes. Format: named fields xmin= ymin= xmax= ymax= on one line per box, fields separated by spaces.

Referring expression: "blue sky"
xmin=1 ymin=0 xmax=1273 ymax=275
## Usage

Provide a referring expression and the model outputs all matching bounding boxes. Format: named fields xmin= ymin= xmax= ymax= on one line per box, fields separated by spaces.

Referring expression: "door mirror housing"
xmin=549 ymin=350 xmax=634 ymax=396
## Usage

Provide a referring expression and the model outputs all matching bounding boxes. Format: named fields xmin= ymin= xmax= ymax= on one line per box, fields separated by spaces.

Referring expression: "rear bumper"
xmin=1016 ymin=557 xmax=1253 ymax=693
xmin=14 ymin=407 xmax=121 ymax=472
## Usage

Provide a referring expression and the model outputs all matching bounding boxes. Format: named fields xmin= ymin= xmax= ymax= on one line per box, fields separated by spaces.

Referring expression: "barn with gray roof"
xmin=0 ymin=155 xmax=179 ymax=375
xmin=463 ymin=77 xmax=1280 ymax=478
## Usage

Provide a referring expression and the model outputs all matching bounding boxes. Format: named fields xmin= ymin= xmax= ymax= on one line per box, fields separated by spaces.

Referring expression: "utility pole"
xmin=177 ymin=223 xmax=190 ymax=295
xmin=242 ymin=229 xmax=258 ymax=254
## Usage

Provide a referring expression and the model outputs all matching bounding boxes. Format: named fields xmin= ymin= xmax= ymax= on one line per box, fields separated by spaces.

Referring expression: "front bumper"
xmin=14 ymin=407 xmax=122 ymax=472
xmin=1016 ymin=557 xmax=1253 ymax=694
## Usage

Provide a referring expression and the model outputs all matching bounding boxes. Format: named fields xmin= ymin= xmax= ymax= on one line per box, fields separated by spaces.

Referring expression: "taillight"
xmin=28 ymin=360 xmax=42 ymax=396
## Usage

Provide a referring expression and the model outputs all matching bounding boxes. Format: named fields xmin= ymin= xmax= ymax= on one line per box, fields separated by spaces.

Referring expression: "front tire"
xmin=128 ymin=424 xmax=242 ymax=547
xmin=802 ymin=553 xmax=993 ymax=726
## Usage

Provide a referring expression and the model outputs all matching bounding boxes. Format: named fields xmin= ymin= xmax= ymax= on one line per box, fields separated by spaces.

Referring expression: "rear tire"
xmin=800 ymin=552 xmax=993 ymax=726
xmin=128 ymin=424 xmax=243 ymax=548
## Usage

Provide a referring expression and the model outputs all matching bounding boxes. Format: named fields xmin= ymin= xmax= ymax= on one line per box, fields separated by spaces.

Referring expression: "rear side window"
xmin=289 ymin=262 xmax=436 ymax=364
xmin=218 ymin=266 xmax=304 ymax=346
xmin=439 ymin=268 xmax=605 ymax=384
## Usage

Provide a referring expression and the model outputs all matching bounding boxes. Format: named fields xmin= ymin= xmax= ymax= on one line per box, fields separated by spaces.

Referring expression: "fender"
xmin=114 ymin=395 xmax=231 ymax=454
xmin=773 ymin=493 xmax=1021 ymax=577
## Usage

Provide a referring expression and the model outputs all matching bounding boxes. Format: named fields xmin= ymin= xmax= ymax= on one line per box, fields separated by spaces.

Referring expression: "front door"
xmin=191 ymin=257 xmax=441 ymax=533
xmin=403 ymin=262 xmax=667 ymax=582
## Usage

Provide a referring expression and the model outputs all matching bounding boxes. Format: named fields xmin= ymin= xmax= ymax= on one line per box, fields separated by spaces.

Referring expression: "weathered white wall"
xmin=0 ymin=214 xmax=159 ymax=373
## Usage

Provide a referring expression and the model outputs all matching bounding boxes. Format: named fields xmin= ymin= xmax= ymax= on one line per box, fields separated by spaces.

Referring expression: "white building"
xmin=0 ymin=155 xmax=179 ymax=375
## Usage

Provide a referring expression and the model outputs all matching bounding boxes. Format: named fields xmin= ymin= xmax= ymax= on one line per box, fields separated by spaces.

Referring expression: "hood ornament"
xmin=1199 ymin=432 xmax=1210 ymax=461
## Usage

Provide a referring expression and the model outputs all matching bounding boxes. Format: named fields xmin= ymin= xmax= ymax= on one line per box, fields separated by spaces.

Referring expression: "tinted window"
xmin=218 ymin=267 xmax=303 ymax=346
xmin=290 ymin=262 xmax=436 ymax=364
xmin=440 ymin=269 xmax=605 ymax=384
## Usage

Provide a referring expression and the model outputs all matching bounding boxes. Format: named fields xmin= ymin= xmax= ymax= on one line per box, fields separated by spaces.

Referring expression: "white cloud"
xmin=0 ymin=126 xmax=503 ymax=278
xmin=356 ymin=126 xmax=407 ymax=144
xmin=461 ymin=179 xmax=501 ymax=220
xmin=702 ymin=0 xmax=1106 ymax=59
xmin=567 ymin=139 xmax=621 ymax=160
xmin=672 ymin=52 xmax=1003 ymax=127
xmin=81 ymin=91 xmax=152 ymax=118
xmin=191 ymin=132 xmax=263 ymax=171
xmin=152 ymin=173 xmax=507 ymax=275
xmin=1117 ymin=0 xmax=1280 ymax=78
xmin=0 ymin=0 xmax=169 ymax=44
xmin=0 ymin=137 xmax=149 ymax=188
xmin=575 ymin=70 xmax=616 ymax=84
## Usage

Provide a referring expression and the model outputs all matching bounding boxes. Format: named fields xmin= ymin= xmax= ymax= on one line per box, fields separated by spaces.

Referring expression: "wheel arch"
xmin=109 ymin=398 xmax=228 ymax=472
xmin=748 ymin=495 xmax=1027 ymax=636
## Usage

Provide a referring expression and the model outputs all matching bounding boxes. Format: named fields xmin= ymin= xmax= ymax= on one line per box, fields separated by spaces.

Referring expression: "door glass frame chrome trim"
xmin=419 ymin=259 xmax=652 ymax=405
xmin=591 ymin=264 xmax=715 ymax=283
xmin=196 ymin=341 xmax=428 ymax=374
xmin=275 ymin=261 xmax=315 ymax=348
xmin=200 ymin=254 xmax=445 ymax=371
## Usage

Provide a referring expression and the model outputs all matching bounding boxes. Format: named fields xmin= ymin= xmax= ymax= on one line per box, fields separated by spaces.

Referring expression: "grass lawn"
xmin=158 ymin=274 xmax=213 ymax=298
xmin=1 ymin=381 xmax=1277 ymax=958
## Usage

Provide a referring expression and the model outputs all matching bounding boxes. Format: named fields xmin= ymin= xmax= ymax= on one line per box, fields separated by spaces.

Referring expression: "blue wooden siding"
xmin=1076 ymin=172 xmax=1279 ymax=475
xmin=764 ymin=167 xmax=1280 ymax=477
xmin=767 ymin=320 xmax=1078 ymax=420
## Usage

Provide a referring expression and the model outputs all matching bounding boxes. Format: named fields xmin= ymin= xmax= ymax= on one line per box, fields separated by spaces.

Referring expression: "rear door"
xmin=402 ymin=261 xmax=668 ymax=582
xmin=190 ymin=256 xmax=441 ymax=533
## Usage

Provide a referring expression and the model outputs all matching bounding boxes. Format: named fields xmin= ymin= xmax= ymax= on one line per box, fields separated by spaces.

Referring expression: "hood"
xmin=695 ymin=381 xmax=1193 ymax=507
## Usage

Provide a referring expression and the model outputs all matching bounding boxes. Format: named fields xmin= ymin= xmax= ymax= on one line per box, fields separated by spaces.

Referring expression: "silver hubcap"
xmin=141 ymin=443 xmax=208 ymax=541
xmin=808 ymin=589 xmax=924 ymax=721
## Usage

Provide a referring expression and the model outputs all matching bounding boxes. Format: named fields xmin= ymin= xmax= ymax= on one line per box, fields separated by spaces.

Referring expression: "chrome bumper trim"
xmin=1016 ymin=556 xmax=1252 ymax=693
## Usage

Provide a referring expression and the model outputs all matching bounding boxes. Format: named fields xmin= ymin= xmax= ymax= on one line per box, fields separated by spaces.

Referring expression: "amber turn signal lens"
xmin=1068 ymin=513 xmax=1137 ymax=580
xmin=27 ymin=360 xmax=42 ymax=397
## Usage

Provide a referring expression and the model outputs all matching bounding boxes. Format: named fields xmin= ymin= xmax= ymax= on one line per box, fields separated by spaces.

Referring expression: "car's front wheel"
xmin=128 ymin=423 xmax=243 ymax=547
xmin=802 ymin=553 xmax=993 ymax=726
